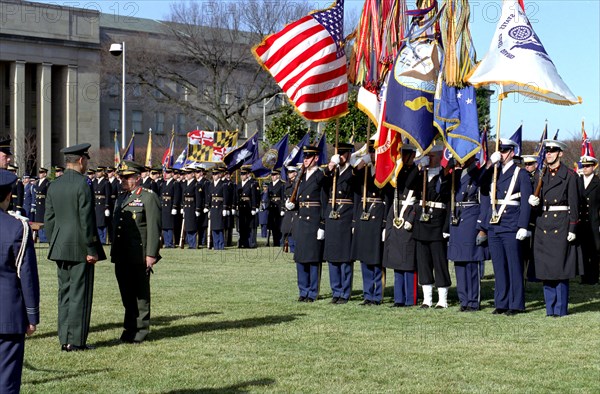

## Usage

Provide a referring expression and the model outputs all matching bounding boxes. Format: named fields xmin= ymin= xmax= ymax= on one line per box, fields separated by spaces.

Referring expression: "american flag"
xmin=252 ymin=0 xmax=348 ymax=121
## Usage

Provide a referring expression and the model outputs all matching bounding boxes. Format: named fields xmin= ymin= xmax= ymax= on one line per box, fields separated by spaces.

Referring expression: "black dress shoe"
xmin=492 ymin=308 xmax=507 ymax=315
xmin=390 ymin=303 xmax=405 ymax=308
xmin=505 ymin=309 xmax=521 ymax=316
xmin=370 ymin=301 xmax=381 ymax=306
xmin=331 ymin=297 xmax=340 ymax=304
xmin=336 ymin=298 xmax=348 ymax=304
xmin=467 ymin=306 xmax=479 ymax=312
xmin=305 ymin=298 xmax=315 ymax=303
xmin=359 ymin=300 xmax=372 ymax=306
xmin=419 ymin=304 xmax=431 ymax=309
xmin=459 ymin=305 xmax=468 ymax=312
xmin=63 ymin=344 xmax=95 ymax=352
xmin=298 ymin=296 xmax=307 ymax=302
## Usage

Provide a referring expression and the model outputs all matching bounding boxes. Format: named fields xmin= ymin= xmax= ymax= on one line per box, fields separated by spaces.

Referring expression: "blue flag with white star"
xmin=224 ymin=133 xmax=259 ymax=172
xmin=434 ymin=81 xmax=480 ymax=164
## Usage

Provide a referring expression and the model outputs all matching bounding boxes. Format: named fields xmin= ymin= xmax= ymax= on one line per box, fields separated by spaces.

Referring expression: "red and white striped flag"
xmin=252 ymin=0 xmax=348 ymax=121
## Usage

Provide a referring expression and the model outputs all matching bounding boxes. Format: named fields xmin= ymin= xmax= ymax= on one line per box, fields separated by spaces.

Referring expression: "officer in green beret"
xmin=45 ymin=143 xmax=106 ymax=352
xmin=111 ymin=161 xmax=162 ymax=343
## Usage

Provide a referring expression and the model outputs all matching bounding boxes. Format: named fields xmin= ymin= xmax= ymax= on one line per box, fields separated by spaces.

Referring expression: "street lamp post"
xmin=109 ymin=42 xmax=126 ymax=148
xmin=262 ymin=92 xmax=286 ymax=142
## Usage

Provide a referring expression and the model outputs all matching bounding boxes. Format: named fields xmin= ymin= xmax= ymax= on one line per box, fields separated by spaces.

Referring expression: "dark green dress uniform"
xmin=267 ymin=174 xmax=285 ymax=247
xmin=44 ymin=144 xmax=106 ymax=350
xmin=111 ymin=162 xmax=161 ymax=343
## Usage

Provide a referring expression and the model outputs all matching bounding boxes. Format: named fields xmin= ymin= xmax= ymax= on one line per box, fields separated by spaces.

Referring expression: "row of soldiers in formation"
xmin=282 ymin=139 xmax=598 ymax=318
xmin=4 ymin=136 xmax=599 ymax=318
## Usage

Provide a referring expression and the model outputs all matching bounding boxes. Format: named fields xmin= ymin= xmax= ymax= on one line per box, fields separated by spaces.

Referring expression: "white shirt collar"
xmin=584 ymin=173 xmax=594 ymax=188
xmin=502 ymin=160 xmax=515 ymax=174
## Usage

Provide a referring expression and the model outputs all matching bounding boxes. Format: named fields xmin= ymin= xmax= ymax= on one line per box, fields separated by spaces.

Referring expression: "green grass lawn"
xmin=22 ymin=241 xmax=600 ymax=393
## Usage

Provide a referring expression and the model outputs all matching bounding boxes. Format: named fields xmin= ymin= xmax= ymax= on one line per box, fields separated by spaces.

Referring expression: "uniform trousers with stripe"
xmin=56 ymin=261 xmax=94 ymax=346
xmin=488 ymin=229 xmax=525 ymax=311
xmin=296 ymin=263 xmax=321 ymax=300
xmin=454 ymin=261 xmax=481 ymax=309
xmin=394 ymin=270 xmax=418 ymax=305
xmin=361 ymin=263 xmax=383 ymax=303
xmin=0 ymin=334 xmax=25 ymax=394
xmin=329 ymin=262 xmax=353 ymax=300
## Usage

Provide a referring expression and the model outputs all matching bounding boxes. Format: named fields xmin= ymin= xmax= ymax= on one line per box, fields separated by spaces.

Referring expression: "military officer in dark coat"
xmin=577 ymin=154 xmax=600 ymax=285
xmin=447 ymin=156 xmax=487 ymax=312
xmin=22 ymin=174 xmax=33 ymax=219
xmin=106 ymin=167 xmax=120 ymax=243
xmin=159 ymin=168 xmax=180 ymax=248
xmin=351 ymin=142 xmax=387 ymax=306
xmin=268 ymin=169 xmax=286 ymax=247
xmin=237 ymin=165 xmax=260 ymax=248
xmin=382 ymin=144 xmax=420 ymax=307
xmin=194 ymin=167 xmax=210 ymax=247
xmin=285 ymin=146 xmax=327 ymax=302
xmin=111 ymin=161 xmax=161 ymax=343
xmin=181 ymin=168 xmax=200 ymax=248
xmin=142 ymin=166 xmax=160 ymax=194
xmin=224 ymin=171 xmax=238 ymax=247
xmin=93 ymin=167 xmax=111 ymax=244
xmin=529 ymin=140 xmax=581 ymax=317
xmin=0 ymin=137 xmax=12 ymax=169
xmin=7 ymin=165 xmax=24 ymax=215
xmin=282 ymin=166 xmax=299 ymax=253
xmin=207 ymin=167 xmax=231 ymax=250
xmin=410 ymin=146 xmax=452 ymax=308
xmin=522 ymin=154 xmax=542 ymax=282
xmin=0 ymin=170 xmax=40 ymax=393
xmin=45 ymin=143 xmax=106 ymax=351
xmin=482 ymin=137 xmax=532 ymax=316
xmin=323 ymin=143 xmax=355 ymax=304
xmin=34 ymin=167 xmax=50 ymax=241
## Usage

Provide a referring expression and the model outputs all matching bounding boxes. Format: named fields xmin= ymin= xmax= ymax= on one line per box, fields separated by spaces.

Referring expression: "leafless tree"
xmin=112 ymin=0 xmax=313 ymax=132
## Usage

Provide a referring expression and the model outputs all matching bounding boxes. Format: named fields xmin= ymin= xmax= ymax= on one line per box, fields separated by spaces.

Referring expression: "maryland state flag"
xmin=187 ymin=130 xmax=238 ymax=163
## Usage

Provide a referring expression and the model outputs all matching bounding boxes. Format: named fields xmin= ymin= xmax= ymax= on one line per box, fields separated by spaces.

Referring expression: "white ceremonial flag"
xmin=467 ymin=0 xmax=582 ymax=105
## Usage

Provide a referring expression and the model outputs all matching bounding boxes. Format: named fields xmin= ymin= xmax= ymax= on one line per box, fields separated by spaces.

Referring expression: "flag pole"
xmin=329 ymin=119 xmax=340 ymax=219
xmin=362 ymin=122 xmax=371 ymax=215
xmin=489 ymin=92 xmax=504 ymax=224
xmin=121 ymin=132 xmax=135 ymax=158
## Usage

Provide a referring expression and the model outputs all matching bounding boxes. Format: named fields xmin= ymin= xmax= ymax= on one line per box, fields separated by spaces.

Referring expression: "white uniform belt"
xmin=497 ymin=199 xmax=519 ymax=206
xmin=420 ymin=201 xmax=446 ymax=209
xmin=456 ymin=202 xmax=479 ymax=207
xmin=543 ymin=205 xmax=569 ymax=212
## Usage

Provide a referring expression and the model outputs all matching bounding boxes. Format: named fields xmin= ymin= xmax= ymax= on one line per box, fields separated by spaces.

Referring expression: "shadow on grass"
xmin=147 ymin=314 xmax=304 ymax=342
xmin=23 ymin=362 xmax=111 ymax=385
xmin=30 ymin=311 xmax=221 ymax=340
xmin=90 ymin=313 xmax=305 ymax=348
xmin=163 ymin=378 xmax=276 ymax=393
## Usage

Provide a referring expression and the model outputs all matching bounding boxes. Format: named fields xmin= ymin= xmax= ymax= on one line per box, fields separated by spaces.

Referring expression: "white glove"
xmin=381 ymin=229 xmax=385 ymax=241
xmin=171 ymin=209 xmax=177 ymax=215
xmin=104 ymin=209 xmax=110 ymax=217
xmin=490 ymin=151 xmax=501 ymax=164
xmin=203 ymin=208 xmax=209 ymax=213
xmin=285 ymin=200 xmax=295 ymax=210
xmin=231 ymin=209 xmax=237 ymax=216
xmin=407 ymin=196 xmax=417 ymax=205
xmin=443 ymin=232 xmax=450 ymax=239
xmin=516 ymin=228 xmax=528 ymax=240
xmin=195 ymin=211 xmax=200 ymax=217
xmin=526 ymin=230 xmax=532 ymax=238
xmin=404 ymin=221 xmax=412 ymax=231
xmin=317 ymin=228 xmax=325 ymax=240
xmin=251 ymin=210 xmax=257 ymax=216
xmin=280 ymin=211 xmax=285 ymax=217
xmin=528 ymin=195 xmax=540 ymax=207
xmin=419 ymin=155 xmax=430 ymax=167
xmin=222 ymin=210 xmax=228 ymax=217
xmin=567 ymin=232 xmax=576 ymax=242
xmin=361 ymin=154 xmax=372 ymax=165
xmin=31 ymin=208 xmax=36 ymax=213
xmin=180 ymin=209 xmax=184 ymax=214
xmin=330 ymin=154 xmax=340 ymax=166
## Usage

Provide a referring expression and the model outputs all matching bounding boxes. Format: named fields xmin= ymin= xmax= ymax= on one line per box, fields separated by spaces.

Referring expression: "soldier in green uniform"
xmin=45 ymin=143 xmax=106 ymax=352
xmin=111 ymin=161 xmax=161 ymax=343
